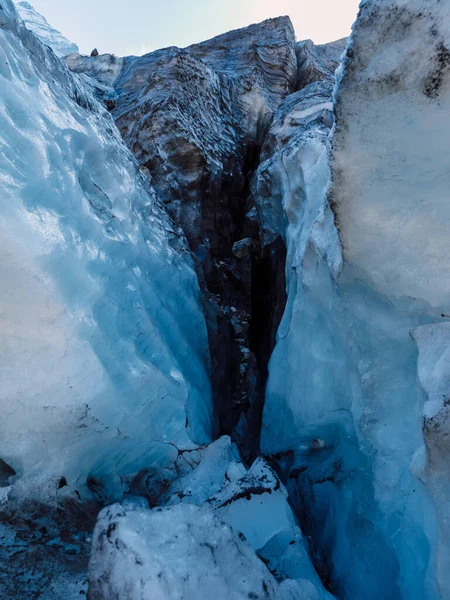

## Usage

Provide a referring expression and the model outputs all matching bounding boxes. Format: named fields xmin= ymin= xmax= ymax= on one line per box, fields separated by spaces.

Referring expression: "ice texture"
xmin=0 ymin=0 xmax=212 ymax=505
xmin=65 ymin=17 xmax=298 ymax=462
xmin=332 ymin=0 xmax=450 ymax=309
xmin=412 ymin=323 xmax=450 ymax=599
xmin=16 ymin=1 xmax=79 ymax=57
xmin=88 ymin=460 xmax=334 ymax=600
xmin=260 ymin=2 xmax=450 ymax=597
xmin=3 ymin=0 xmax=450 ymax=597
xmin=161 ymin=436 xmax=243 ymax=506
xmin=87 ymin=503 xmax=282 ymax=600
xmin=159 ymin=436 xmax=333 ymax=599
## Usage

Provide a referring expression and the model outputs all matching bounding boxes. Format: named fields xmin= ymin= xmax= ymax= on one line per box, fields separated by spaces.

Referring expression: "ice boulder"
xmin=87 ymin=503 xmax=281 ymax=600
xmin=160 ymin=436 xmax=244 ymax=507
xmin=159 ymin=437 xmax=332 ymax=599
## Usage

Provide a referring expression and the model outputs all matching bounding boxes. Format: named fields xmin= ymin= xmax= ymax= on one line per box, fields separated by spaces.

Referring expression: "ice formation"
xmin=16 ymin=1 xmax=79 ymax=56
xmin=0 ymin=0 xmax=212 ymax=507
xmin=88 ymin=440 xmax=333 ymax=600
xmin=261 ymin=0 xmax=450 ymax=598
xmin=2 ymin=0 xmax=450 ymax=598
xmin=69 ymin=17 xmax=298 ymax=462
xmin=88 ymin=503 xmax=282 ymax=600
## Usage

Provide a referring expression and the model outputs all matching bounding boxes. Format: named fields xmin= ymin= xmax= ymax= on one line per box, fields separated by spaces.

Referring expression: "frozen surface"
xmin=332 ymin=0 xmax=450 ymax=309
xmin=162 ymin=436 xmax=243 ymax=507
xmin=413 ymin=323 xmax=450 ymax=599
xmin=259 ymin=7 xmax=447 ymax=598
xmin=4 ymin=0 xmax=450 ymax=598
xmin=159 ymin=436 xmax=332 ymax=599
xmin=328 ymin=1 xmax=450 ymax=595
xmin=210 ymin=458 xmax=295 ymax=550
xmin=16 ymin=1 xmax=79 ymax=57
xmin=87 ymin=503 xmax=282 ymax=600
xmin=0 ymin=0 xmax=212 ymax=506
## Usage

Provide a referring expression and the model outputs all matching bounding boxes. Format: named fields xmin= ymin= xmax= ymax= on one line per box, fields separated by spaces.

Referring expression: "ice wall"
xmin=330 ymin=1 xmax=450 ymax=596
xmin=260 ymin=1 xmax=450 ymax=597
xmin=413 ymin=324 xmax=450 ymax=599
xmin=333 ymin=0 xmax=450 ymax=310
xmin=0 ymin=0 xmax=212 ymax=505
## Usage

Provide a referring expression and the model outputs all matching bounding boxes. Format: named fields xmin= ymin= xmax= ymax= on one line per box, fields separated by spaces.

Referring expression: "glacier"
xmin=16 ymin=1 xmax=79 ymax=56
xmin=2 ymin=0 xmax=450 ymax=598
xmin=67 ymin=16 xmax=299 ymax=464
xmin=0 ymin=0 xmax=212 ymax=508
xmin=261 ymin=0 xmax=450 ymax=599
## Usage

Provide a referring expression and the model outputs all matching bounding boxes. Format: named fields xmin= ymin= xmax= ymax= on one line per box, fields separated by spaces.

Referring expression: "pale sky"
xmin=27 ymin=0 xmax=360 ymax=57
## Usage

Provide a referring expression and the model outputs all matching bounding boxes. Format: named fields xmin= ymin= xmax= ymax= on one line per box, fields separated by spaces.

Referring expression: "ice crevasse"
xmin=0 ymin=0 xmax=212 ymax=505
xmin=2 ymin=0 xmax=450 ymax=599
xmin=0 ymin=5 xmax=330 ymax=598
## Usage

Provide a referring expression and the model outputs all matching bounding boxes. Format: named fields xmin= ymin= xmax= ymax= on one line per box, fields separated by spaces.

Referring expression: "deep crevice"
xmin=196 ymin=137 xmax=287 ymax=464
xmin=234 ymin=237 xmax=287 ymax=462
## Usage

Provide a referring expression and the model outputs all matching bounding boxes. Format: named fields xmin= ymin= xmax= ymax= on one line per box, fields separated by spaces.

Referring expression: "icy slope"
xmin=0 ymin=0 xmax=212 ymax=506
xmin=16 ymin=1 xmax=79 ymax=56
